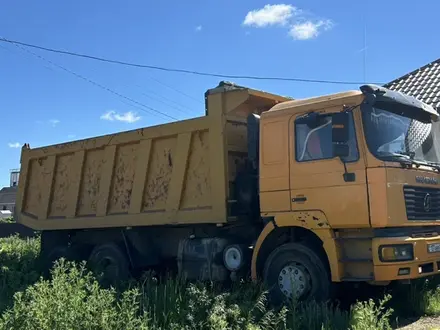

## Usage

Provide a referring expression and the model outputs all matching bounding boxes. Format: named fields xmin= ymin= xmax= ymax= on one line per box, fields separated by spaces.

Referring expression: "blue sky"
xmin=1 ymin=1 xmax=440 ymax=187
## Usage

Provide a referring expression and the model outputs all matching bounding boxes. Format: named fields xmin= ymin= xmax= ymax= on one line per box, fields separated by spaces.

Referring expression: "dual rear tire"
xmin=40 ymin=237 xmax=130 ymax=288
xmin=88 ymin=243 xmax=130 ymax=288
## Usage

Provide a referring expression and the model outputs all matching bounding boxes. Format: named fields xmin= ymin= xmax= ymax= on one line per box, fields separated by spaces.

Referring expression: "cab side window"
xmin=295 ymin=112 xmax=359 ymax=162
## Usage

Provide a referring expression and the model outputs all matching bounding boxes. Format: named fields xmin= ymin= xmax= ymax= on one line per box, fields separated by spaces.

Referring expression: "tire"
xmin=40 ymin=245 xmax=70 ymax=278
xmin=39 ymin=231 xmax=71 ymax=278
xmin=263 ymin=242 xmax=330 ymax=306
xmin=88 ymin=243 xmax=130 ymax=288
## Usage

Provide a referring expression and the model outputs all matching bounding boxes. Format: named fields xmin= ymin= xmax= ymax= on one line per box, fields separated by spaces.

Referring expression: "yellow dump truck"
xmin=15 ymin=81 xmax=440 ymax=303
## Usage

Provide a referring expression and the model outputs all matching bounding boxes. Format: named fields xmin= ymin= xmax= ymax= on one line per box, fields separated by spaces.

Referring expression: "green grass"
xmin=0 ymin=235 xmax=439 ymax=329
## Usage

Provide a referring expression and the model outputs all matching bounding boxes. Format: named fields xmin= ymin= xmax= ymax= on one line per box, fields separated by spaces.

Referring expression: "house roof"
xmin=0 ymin=186 xmax=17 ymax=205
xmin=385 ymin=59 xmax=440 ymax=110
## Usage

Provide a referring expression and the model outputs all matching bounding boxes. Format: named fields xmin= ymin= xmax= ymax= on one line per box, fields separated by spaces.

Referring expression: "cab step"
xmin=335 ymin=237 xmax=373 ymax=241
xmin=340 ymin=258 xmax=373 ymax=263
xmin=341 ymin=276 xmax=374 ymax=282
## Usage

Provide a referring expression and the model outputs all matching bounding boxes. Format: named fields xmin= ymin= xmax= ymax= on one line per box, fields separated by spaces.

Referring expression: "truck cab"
xmin=252 ymin=84 xmax=440 ymax=303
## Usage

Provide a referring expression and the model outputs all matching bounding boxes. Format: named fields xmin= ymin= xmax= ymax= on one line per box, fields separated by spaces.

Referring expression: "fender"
xmin=251 ymin=210 xmax=342 ymax=282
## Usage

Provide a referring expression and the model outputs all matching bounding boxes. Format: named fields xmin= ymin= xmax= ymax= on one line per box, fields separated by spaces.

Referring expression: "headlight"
xmin=379 ymin=244 xmax=414 ymax=262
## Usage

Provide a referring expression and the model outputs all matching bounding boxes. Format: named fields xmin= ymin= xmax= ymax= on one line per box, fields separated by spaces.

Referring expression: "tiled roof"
xmin=0 ymin=186 xmax=17 ymax=205
xmin=385 ymin=59 xmax=440 ymax=110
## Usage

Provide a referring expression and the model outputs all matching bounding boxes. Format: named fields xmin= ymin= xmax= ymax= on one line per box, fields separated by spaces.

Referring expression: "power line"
xmin=135 ymin=86 xmax=197 ymax=116
xmin=146 ymin=76 xmax=202 ymax=103
xmin=129 ymin=81 xmax=200 ymax=115
xmin=8 ymin=41 xmax=178 ymax=121
xmin=4 ymin=40 xmax=198 ymax=116
xmin=0 ymin=37 xmax=384 ymax=85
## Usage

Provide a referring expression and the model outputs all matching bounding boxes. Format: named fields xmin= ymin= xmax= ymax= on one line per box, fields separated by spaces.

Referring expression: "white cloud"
xmin=195 ymin=25 xmax=202 ymax=32
xmin=243 ymin=4 xmax=333 ymax=40
xmin=289 ymin=20 xmax=333 ymax=40
xmin=67 ymin=134 xmax=76 ymax=139
xmin=8 ymin=142 xmax=21 ymax=148
xmin=37 ymin=119 xmax=60 ymax=127
xmin=100 ymin=111 xmax=141 ymax=124
xmin=243 ymin=4 xmax=296 ymax=27
xmin=49 ymin=119 xmax=60 ymax=127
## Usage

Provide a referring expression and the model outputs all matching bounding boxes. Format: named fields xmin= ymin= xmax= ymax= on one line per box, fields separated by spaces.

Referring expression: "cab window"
xmin=295 ymin=112 xmax=359 ymax=162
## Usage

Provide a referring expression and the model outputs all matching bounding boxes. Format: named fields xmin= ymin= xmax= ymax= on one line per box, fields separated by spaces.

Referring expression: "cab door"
xmin=289 ymin=106 xmax=370 ymax=228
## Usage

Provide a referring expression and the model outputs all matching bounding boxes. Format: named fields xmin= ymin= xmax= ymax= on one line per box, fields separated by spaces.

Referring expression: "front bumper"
xmin=373 ymin=235 xmax=440 ymax=281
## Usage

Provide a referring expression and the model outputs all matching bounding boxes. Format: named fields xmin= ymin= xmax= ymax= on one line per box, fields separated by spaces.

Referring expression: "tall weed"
xmin=0 ymin=236 xmax=404 ymax=330
xmin=0 ymin=260 xmax=148 ymax=330
xmin=0 ymin=235 xmax=40 ymax=311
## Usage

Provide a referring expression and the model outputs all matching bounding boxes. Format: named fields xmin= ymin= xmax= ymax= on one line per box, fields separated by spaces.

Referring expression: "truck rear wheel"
xmin=88 ymin=243 xmax=130 ymax=288
xmin=263 ymin=242 xmax=330 ymax=305
xmin=40 ymin=231 xmax=71 ymax=278
xmin=40 ymin=245 xmax=70 ymax=277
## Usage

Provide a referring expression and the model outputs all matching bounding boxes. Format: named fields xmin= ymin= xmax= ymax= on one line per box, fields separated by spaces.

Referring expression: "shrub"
xmin=0 ymin=237 xmax=398 ymax=330
xmin=0 ymin=260 xmax=148 ymax=330
xmin=0 ymin=235 xmax=40 ymax=311
xmin=390 ymin=276 xmax=440 ymax=319
xmin=349 ymin=294 xmax=393 ymax=330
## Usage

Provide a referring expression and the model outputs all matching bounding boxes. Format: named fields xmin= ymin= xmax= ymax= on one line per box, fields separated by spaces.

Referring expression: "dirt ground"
xmin=397 ymin=316 xmax=440 ymax=330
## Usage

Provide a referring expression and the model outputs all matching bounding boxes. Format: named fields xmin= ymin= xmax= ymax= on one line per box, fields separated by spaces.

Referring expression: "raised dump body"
xmin=16 ymin=82 xmax=289 ymax=230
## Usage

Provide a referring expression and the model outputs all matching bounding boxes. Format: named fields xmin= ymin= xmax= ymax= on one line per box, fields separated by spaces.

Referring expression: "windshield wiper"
xmin=378 ymin=152 xmax=440 ymax=171
xmin=425 ymin=161 xmax=440 ymax=171
xmin=377 ymin=152 xmax=422 ymax=167
xmin=377 ymin=152 xmax=412 ymax=163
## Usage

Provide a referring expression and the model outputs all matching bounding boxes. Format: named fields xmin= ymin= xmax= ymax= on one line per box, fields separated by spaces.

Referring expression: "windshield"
xmin=362 ymin=106 xmax=440 ymax=165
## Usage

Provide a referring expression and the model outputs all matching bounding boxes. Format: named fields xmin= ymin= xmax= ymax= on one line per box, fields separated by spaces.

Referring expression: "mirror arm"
xmin=340 ymin=158 xmax=356 ymax=182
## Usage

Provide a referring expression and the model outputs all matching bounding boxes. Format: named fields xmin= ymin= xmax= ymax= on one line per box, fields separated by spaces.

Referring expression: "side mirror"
xmin=332 ymin=112 xmax=350 ymax=159
xmin=331 ymin=111 xmax=356 ymax=182
xmin=332 ymin=112 xmax=350 ymax=143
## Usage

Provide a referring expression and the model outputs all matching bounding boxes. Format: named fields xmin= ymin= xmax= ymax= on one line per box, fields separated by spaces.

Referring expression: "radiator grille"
xmin=404 ymin=186 xmax=440 ymax=220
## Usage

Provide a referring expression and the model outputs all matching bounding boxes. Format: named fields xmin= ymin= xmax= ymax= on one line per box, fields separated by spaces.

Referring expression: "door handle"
xmin=292 ymin=196 xmax=307 ymax=203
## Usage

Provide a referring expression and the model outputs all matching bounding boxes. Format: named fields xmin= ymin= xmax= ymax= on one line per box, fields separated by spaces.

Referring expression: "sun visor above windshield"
xmin=360 ymin=84 xmax=439 ymax=123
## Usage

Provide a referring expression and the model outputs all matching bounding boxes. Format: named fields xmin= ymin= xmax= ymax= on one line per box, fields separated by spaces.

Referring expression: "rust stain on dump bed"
xmin=49 ymin=153 xmax=74 ymax=217
xmin=143 ymin=137 xmax=176 ymax=211
xmin=108 ymin=143 xmax=139 ymax=214
xmin=77 ymin=149 xmax=105 ymax=216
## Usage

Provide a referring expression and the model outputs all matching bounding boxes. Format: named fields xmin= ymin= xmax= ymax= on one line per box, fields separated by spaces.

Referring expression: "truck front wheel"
xmin=263 ymin=242 xmax=330 ymax=305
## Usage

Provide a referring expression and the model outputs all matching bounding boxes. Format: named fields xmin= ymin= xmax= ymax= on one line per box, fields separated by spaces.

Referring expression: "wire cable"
xmin=0 ymin=37 xmax=384 ymax=85
xmin=8 ymin=41 xmax=178 ymax=121
xmin=146 ymin=76 xmax=202 ymax=103
xmin=135 ymin=87 xmax=197 ymax=116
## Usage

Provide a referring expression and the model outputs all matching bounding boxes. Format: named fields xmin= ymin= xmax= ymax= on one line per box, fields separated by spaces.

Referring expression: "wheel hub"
xmin=278 ymin=262 xmax=311 ymax=300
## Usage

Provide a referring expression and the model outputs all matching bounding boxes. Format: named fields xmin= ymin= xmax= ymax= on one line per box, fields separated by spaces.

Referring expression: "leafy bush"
xmin=349 ymin=294 xmax=393 ymax=330
xmin=0 ymin=260 xmax=148 ymax=330
xmin=1 ymin=235 xmax=434 ymax=329
xmin=0 ymin=235 xmax=40 ymax=311
xmin=0 ymin=259 xmax=397 ymax=330
xmin=389 ymin=276 xmax=440 ymax=319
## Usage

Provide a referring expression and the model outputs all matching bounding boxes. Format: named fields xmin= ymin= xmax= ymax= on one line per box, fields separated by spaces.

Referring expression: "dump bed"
xmin=16 ymin=82 xmax=289 ymax=230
